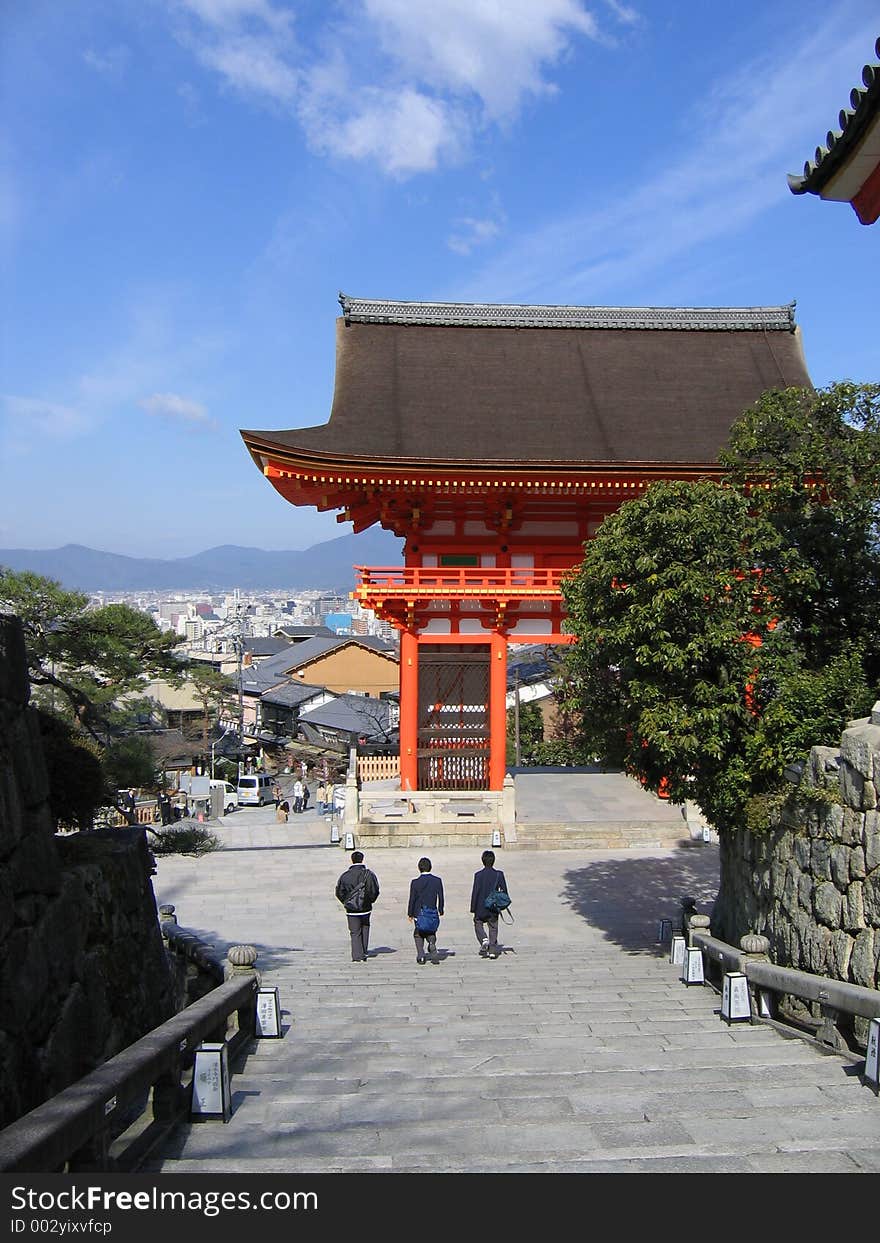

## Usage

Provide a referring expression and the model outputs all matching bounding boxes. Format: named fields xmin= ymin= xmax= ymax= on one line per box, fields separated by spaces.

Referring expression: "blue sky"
xmin=1 ymin=1 xmax=877 ymax=559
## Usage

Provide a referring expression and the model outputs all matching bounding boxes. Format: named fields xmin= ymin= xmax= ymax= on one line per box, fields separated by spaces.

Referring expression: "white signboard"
xmin=681 ymin=946 xmax=705 ymax=986
xmin=256 ymin=987 xmax=282 ymax=1038
xmin=191 ymin=1042 xmax=231 ymax=1121
xmin=722 ymin=972 xmax=751 ymax=1022
xmin=670 ymin=935 xmax=686 ymax=966
xmin=866 ymin=1018 xmax=880 ymax=1088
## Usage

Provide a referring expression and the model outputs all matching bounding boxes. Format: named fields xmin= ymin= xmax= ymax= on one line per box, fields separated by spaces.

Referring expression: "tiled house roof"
xmin=242 ymin=298 xmax=811 ymax=471
xmin=787 ymin=37 xmax=880 ymax=224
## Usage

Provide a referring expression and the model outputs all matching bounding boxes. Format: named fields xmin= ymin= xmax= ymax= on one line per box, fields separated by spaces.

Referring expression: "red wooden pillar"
xmin=399 ymin=629 xmax=419 ymax=791
xmin=489 ymin=632 xmax=507 ymax=791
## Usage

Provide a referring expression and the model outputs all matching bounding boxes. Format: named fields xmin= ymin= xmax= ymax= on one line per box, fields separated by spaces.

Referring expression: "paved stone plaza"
xmin=146 ymin=787 xmax=879 ymax=1174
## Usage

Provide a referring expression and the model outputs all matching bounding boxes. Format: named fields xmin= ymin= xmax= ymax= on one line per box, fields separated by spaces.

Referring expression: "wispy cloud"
xmin=1 ymin=395 xmax=91 ymax=455
xmin=139 ymin=391 xmax=215 ymax=428
xmin=169 ymin=0 xmax=626 ymax=176
xmin=456 ymin=15 xmax=879 ymax=304
xmin=82 ymin=46 xmax=131 ymax=80
xmin=174 ymin=0 xmax=298 ymax=103
xmin=447 ymin=213 xmax=504 ymax=255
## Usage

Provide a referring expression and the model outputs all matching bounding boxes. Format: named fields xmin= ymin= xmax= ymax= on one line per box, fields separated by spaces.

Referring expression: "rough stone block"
xmin=807 ymin=745 xmax=840 ymax=789
xmin=797 ymin=872 xmax=813 ymax=911
xmin=8 ymin=825 xmax=62 ymax=897
xmin=11 ymin=709 xmax=51 ymax=809
xmin=0 ymin=767 xmax=24 ymax=859
xmin=843 ymin=881 xmax=865 ymax=931
xmin=0 ymin=617 xmax=30 ymax=707
xmin=865 ymin=811 xmax=880 ymax=872
xmin=839 ymin=761 xmax=876 ymax=811
xmin=849 ymin=846 xmax=867 ymax=880
xmin=863 ymin=869 xmax=880 ymax=926
xmin=810 ymin=838 xmax=832 ymax=882
xmin=850 ymin=928 xmax=876 ymax=988
xmin=793 ymin=836 xmax=811 ymax=871
xmin=825 ymin=804 xmax=845 ymax=839
xmin=813 ymin=881 xmax=843 ymax=928
xmin=830 ymin=845 xmax=850 ymax=889
xmin=840 ymin=721 xmax=880 ymax=778
xmin=829 ymin=928 xmax=853 ymax=979
xmin=801 ymin=921 xmax=830 ymax=973
xmin=0 ymin=925 xmax=51 ymax=1038
xmin=840 ymin=806 xmax=865 ymax=846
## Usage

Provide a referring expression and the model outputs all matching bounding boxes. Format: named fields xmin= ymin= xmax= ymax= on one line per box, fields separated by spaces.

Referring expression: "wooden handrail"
xmin=353 ymin=565 xmax=568 ymax=595
xmin=0 ymin=974 xmax=257 ymax=1173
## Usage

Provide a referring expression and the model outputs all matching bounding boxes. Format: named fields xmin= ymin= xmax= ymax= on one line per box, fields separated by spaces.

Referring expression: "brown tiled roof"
xmin=242 ymin=299 xmax=811 ymax=470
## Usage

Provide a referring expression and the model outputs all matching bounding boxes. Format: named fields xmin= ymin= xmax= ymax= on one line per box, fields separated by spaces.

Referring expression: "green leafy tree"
xmin=561 ymin=383 xmax=880 ymax=841
xmin=186 ymin=664 xmax=235 ymax=753
xmin=0 ymin=569 xmax=184 ymax=740
xmin=720 ymin=381 xmax=880 ymax=678
xmin=1 ymin=568 xmax=185 ymax=826
xmin=506 ymin=699 xmax=544 ymax=764
xmin=561 ymin=479 xmax=811 ymax=831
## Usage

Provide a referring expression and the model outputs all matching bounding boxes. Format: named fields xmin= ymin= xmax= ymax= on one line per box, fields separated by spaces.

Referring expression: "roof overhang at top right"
xmin=788 ymin=36 xmax=880 ymax=225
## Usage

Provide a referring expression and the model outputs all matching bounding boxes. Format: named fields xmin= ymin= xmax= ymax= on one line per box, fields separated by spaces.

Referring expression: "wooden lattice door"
xmin=417 ymin=645 xmax=490 ymax=790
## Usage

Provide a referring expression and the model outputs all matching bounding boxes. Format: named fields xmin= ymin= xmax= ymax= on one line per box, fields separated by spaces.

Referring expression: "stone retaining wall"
xmin=715 ymin=706 xmax=880 ymax=1011
xmin=0 ymin=615 xmax=175 ymax=1130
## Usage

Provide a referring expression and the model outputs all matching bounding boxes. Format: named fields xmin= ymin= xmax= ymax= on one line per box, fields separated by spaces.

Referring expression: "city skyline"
xmin=2 ymin=2 xmax=878 ymax=559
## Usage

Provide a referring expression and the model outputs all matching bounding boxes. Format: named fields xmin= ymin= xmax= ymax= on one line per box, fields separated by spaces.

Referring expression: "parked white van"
xmin=210 ymin=780 xmax=239 ymax=813
xmin=236 ymin=774 xmax=275 ymax=806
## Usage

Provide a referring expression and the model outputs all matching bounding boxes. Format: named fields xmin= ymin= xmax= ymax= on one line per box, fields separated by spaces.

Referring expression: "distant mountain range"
xmin=0 ymin=529 xmax=404 ymax=592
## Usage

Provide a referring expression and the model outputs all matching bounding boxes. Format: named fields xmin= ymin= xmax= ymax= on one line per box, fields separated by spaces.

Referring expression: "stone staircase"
xmin=144 ymin=939 xmax=878 ymax=1174
xmin=513 ymin=822 xmax=691 ymax=850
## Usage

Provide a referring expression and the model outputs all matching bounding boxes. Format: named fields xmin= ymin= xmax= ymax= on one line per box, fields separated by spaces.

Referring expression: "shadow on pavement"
xmin=560 ymin=844 xmax=720 ymax=953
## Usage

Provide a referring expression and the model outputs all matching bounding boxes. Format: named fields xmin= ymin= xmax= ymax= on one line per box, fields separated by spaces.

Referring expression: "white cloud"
xmin=174 ymin=0 xmax=298 ymax=103
xmin=299 ymin=76 xmax=466 ymax=176
xmin=447 ymin=214 xmax=503 ymax=255
xmin=361 ymin=0 xmax=598 ymax=120
xmin=139 ymin=392 xmax=214 ymax=427
xmin=170 ymin=0 xmax=619 ymax=176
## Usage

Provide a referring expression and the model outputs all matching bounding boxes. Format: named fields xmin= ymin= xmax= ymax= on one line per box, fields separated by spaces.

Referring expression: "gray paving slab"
xmin=144 ymin=797 xmax=874 ymax=1174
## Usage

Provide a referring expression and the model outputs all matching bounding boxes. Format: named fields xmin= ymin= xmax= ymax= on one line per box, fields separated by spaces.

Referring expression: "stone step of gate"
xmin=513 ymin=822 xmax=690 ymax=848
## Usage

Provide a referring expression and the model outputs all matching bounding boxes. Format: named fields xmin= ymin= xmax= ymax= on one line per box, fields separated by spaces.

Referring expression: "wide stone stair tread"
xmin=146 ymin=940 xmax=873 ymax=1174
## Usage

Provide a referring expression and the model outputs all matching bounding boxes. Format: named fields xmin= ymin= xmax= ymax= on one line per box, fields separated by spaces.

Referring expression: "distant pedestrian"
xmin=293 ymin=778 xmax=303 ymax=813
xmin=407 ymin=857 xmax=444 ymax=965
xmin=273 ymin=782 xmax=282 ymax=808
xmin=335 ymin=851 xmax=380 ymax=962
xmin=325 ymin=781 xmax=335 ymax=814
xmin=302 ymin=783 xmax=310 ymax=812
xmin=317 ymin=782 xmax=326 ymax=813
xmin=275 ymin=799 xmax=289 ymax=823
xmin=470 ymin=850 xmax=509 ymax=960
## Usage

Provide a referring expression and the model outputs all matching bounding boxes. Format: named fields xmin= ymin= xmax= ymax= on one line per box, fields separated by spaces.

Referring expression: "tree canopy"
xmin=0 ymin=568 xmax=183 ymax=739
xmin=560 ymin=382 xmax=880 ymax=835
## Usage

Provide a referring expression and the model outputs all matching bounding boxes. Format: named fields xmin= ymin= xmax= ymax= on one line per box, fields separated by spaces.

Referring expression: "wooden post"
xmin=399 ymin=629 xmax=419 ymax=792
xmin=489 ymin=633 xmax=507 ymax=791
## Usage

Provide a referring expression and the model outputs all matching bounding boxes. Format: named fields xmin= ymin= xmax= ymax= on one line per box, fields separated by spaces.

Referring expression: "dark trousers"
xmin=413 ymin=929 xmax=438 ymax=959
xmin=474 ymin=915 xmax=499 ymax=951
xmin=346 ymin=914 xmax=371 ymax=961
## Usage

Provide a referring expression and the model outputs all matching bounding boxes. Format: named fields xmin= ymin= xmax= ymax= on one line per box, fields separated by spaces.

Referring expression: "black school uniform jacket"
xmin=470 ymin=866 xmax=508 ymax=921
xmin=407 ymin=874 xmax=445 ymax=919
